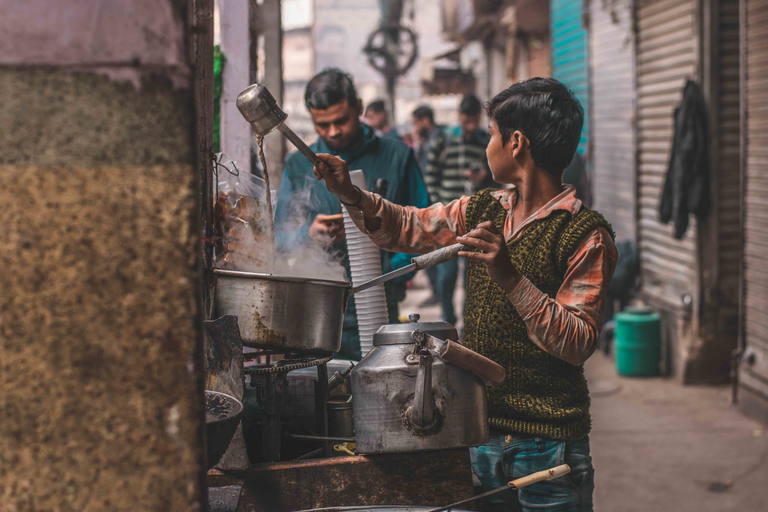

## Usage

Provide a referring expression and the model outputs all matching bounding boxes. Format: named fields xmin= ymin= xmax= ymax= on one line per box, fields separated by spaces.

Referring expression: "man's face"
xmin=485 ymin=120 xmax=518 ymax=185
xmin=309 ymin=99 xmax=363 ymax=151
xmin=412 ymin=116 xmax=432 ymax=137
xmin=363 ymin=109 xmax=387 ymax=131
xmin=459 ymin=113 xmax=481 ymax=139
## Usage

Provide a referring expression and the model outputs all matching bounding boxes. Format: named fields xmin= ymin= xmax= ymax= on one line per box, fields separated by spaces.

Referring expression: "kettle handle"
xmin=440 ymin=340 xmax=507 ymax=387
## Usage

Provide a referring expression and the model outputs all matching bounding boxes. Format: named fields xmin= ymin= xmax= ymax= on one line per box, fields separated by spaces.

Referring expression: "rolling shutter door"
xmin=715 ymin=0 xmax=742 ymax=337
xmin=740 ymin=0 xmax=768 ymax=417
xmin=551 ymin=0 xmax=590 ymax=154
xmin=589 ymin=0 xmax=636 ymax=242
xmin=635 ymin=0 xmax=697 ymax=300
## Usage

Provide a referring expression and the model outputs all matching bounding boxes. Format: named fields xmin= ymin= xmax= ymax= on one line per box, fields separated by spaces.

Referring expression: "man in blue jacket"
xmin=275 ymin=68 xmax=429 ymax=361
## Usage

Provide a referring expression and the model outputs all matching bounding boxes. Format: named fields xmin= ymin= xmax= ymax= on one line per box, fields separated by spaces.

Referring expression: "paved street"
xmin=400 ymin=272 xmax=768 ymax=511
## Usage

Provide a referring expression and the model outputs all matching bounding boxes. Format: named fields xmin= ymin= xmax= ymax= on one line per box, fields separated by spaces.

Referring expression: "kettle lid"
xmin=373 ymin=314 xmax=459 ymax=346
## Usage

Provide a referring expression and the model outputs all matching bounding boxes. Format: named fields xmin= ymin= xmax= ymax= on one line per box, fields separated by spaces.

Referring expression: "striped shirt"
xmin=425 ymin=128 xmax=491 ymax=204
xmin=343 ymin=185 xmax=618 ymax=366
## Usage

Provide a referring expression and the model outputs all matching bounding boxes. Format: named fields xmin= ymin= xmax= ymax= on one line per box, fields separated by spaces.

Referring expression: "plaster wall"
xmin=0 ymin=2 xmax=204 ymax=510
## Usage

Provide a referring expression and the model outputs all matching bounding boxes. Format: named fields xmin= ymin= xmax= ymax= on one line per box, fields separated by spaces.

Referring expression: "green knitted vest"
xmin=463 ymin=189 xmax=614 ymax=440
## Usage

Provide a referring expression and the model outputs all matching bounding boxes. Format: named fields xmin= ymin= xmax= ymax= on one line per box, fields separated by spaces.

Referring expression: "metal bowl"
xmin=205 ymin=390 xmax=243 ymax=469
xmin=214 ymin=269 xmax=350 ymax=354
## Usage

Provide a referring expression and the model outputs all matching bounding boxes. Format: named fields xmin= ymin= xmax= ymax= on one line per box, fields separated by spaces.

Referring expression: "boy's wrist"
xmin=499 ymin=271 xmax=523 ymax=296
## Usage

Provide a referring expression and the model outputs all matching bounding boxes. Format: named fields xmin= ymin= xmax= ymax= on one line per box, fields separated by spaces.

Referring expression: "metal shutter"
xmin=635 ymin=0 xmax=698 ymax=300
xmin=716 ymin=0 xmax=742 ymax=330
xmin=551 ymin=0 xmax=590 ymax=154
xmin=589 ymin=0 xmax=636 ymax=242
xmin=740 ymin=0 xmax=768 ymax=416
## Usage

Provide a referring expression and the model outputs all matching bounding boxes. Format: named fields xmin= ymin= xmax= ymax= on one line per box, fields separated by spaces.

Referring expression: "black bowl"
xmin=205 ymin=390 xmax=243 ymax=469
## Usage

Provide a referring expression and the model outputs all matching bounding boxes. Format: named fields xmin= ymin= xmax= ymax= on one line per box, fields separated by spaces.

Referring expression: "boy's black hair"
xmin=460 ymin=94 xmax=483 ymax=116
xmin=412 ymin=105 xmax=434 ymax=123
xmin=305 ymin=68 xmax=359 ymax=110
xmin=486 ymin=77 xmax=583 ymax=177
xmin=365 ymin=100 xmax=386 ymax=114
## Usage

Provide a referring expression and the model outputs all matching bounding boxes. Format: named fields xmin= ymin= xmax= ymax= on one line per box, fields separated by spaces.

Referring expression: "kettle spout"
xmin=409 ymin=349 xmax=436 ymax=428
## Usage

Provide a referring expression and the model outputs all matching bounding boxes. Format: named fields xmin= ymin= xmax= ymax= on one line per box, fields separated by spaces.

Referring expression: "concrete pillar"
xmin=220 ymin=0 xmax=252 ymax=173
xmin=260 ymin=0 xmax=287 ymax=188
xmin=0 ymin=1 xmax=206 ymax=510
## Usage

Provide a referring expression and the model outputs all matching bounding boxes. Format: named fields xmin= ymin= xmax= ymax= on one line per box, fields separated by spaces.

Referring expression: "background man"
xmin=363 ymin=99 xmax=402 ymax=141
xmin=274 ymin=69 xmax=428 ymax=361
xmin=410 ymin=105 xmax=446 ymax=306
xmin=411 ymin=105 xmax=444 ymax=176
xmin=423 ymin=94 xmax=494 ymax=325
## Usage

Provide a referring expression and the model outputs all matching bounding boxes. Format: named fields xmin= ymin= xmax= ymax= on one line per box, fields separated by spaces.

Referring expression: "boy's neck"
xmin=515 ymin=167 xmax=563 ymax=219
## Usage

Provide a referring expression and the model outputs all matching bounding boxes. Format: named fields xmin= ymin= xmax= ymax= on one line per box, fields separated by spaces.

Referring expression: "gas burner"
xmin=244 ymin=355 xmax=332 ymax=375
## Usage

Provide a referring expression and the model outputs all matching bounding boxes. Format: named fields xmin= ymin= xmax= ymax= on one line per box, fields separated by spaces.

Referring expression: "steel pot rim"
xmin=213 ymin=268 xmax=350 ymax=288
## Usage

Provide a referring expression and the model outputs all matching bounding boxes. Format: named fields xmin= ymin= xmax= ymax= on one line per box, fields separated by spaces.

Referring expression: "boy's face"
xmin=486 ymin=119 xmax=520 ymax=185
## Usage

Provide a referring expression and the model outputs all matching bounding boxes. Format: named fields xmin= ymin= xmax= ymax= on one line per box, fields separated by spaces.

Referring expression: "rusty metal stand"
xmin=315 ymin=362 xmax=331 ymax=457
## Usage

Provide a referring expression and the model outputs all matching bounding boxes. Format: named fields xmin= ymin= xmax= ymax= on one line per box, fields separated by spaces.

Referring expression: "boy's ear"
xmin=509 ymin=130 xmax=528 ymax=158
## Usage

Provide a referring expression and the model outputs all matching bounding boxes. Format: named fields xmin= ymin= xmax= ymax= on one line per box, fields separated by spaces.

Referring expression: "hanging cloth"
xmin=659 ymin=80 xmax=712 ymax=239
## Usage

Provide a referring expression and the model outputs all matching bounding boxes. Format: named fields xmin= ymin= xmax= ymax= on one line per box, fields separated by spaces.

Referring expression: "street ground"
xmin=400 ymin=271 xmax=768 ymax=512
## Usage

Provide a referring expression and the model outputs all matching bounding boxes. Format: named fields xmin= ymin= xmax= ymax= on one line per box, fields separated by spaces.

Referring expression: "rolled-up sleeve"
xmin=506 ymin=227 xmax=617 ymax=366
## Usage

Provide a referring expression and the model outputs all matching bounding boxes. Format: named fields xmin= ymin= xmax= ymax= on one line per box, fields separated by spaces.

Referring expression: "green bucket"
xmin=614 ymin=306 xmax=662 ymax=377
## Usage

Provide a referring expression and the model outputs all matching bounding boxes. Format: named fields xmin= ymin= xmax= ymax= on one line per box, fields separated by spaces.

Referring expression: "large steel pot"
xmin=214 ymin=270 xmax=348 ymax=353
xmin=213 ymin=244 xmax=468 ymax=354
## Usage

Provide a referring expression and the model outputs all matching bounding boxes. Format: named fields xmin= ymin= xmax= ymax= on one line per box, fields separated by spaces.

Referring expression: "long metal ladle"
xmin=237 ymin=83 xmax=320 ymax=166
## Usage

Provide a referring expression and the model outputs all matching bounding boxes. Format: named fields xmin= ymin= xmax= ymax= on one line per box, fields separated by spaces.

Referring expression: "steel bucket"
xmin=214 ymin=269 xmax=349 ymax=353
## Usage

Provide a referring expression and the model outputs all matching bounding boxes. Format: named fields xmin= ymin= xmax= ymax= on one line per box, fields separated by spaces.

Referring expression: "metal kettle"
xmin=350 ymin=315 xmax=502 ymax=454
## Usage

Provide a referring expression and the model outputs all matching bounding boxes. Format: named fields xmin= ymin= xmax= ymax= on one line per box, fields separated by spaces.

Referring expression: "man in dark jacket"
xmin=275 ymin=69 xmax=429 ymax=360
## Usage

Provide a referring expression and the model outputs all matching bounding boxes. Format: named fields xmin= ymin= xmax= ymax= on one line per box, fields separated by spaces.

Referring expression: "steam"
xmin=272 ymin=183 xmax=348 ymax=282
xmin=214 ymin=170 xmax=347 ymax=282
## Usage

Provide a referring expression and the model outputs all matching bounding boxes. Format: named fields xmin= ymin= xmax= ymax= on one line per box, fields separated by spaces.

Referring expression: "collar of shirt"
xmin=490 ymin=185 xmax=582 ymax=241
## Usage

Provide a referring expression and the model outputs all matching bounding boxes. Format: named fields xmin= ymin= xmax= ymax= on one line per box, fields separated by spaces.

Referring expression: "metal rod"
xmin=350 ymin=263 xmax=416 ymax=295
xmin=277 ymin=123 xmax=320 ymax=166
xmin=286 ymin=434 xmax=355 ymax=443
xmin=293 ymin=448 xmax=324 ymax=461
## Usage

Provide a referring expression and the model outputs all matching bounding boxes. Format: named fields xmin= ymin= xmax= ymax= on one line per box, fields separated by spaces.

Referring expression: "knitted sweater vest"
xmin=463 ymin=189 xmax=614 ymax=440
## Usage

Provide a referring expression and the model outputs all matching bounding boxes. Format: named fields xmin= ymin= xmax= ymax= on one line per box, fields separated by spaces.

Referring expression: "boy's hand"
xmin=457 ymin=221 xmax=521 ymax=294
xmin=313 ymin=153 xmax=361 ymax=205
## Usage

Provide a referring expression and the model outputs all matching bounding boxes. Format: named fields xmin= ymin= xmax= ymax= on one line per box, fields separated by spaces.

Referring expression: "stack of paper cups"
xmin=343 ymin=170 xmax=389 ymax=357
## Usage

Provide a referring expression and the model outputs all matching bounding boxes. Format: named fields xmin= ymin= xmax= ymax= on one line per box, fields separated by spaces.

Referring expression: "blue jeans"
xmin=435 ymin=258 xmax=459 ymax=325
xmin=469 ymin=430 xmax=594 ymax=512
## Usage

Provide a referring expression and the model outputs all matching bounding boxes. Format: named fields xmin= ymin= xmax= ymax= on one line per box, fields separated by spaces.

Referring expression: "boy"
xmin=313 ymin=78 xmax=617 ymax=511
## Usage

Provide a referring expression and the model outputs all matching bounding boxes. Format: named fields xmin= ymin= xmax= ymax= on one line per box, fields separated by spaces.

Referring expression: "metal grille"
xmin=589 ymin=0 xmax=636 ymax=242
xmin=635 ymin=0 xmax=697 ymax=300
xmin=741 ymin=0 xmax=768 ymax=402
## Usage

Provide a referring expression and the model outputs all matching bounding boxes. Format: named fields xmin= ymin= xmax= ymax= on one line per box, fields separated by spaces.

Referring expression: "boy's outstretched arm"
xmin=313 ymin=153 xmax=469 ymax=254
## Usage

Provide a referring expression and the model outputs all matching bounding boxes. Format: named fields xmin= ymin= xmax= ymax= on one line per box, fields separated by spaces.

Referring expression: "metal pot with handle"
xmin=350 ymin=315 xmax=507 ymax=454
xmin=213 ymin=243 xmax=468 ymax=353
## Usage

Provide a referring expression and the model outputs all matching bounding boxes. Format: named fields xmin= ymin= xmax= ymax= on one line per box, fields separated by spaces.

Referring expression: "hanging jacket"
xmin=659 ymin=80 xmax=711 ymax=239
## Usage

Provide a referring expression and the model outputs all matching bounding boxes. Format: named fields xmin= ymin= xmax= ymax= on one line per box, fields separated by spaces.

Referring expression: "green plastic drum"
xmin=614 ymin=306 xmax=662 ymax=377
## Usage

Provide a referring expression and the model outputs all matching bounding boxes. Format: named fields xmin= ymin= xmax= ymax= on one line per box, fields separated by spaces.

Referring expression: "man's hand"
xmin=309 ymin=213 xmax=345 ymax=244
xmin=313 ymin=153 xmax=360 ymax=205
xmin=457 ymin=221 xmax=521 ymax=293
